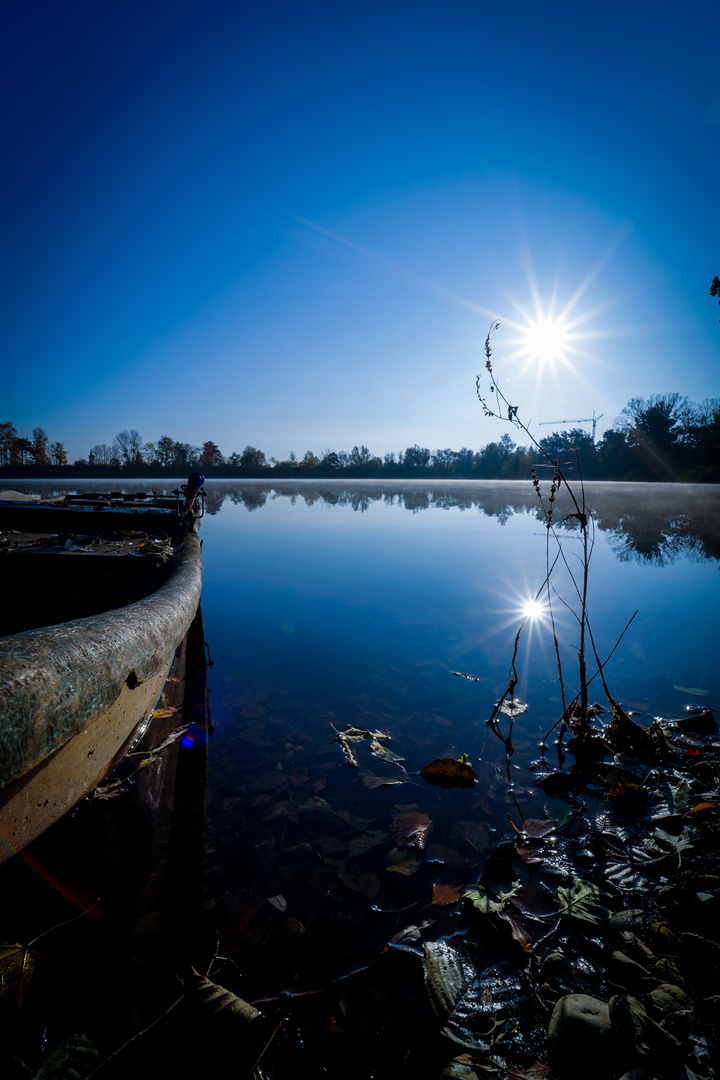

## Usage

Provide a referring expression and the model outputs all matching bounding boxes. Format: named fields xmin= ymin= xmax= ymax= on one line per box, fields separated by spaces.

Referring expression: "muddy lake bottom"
xmin=2 ymin=480 xmax=720 ymax=1077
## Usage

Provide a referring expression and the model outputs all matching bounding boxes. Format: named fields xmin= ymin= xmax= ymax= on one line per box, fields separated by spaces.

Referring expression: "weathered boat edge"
xmin=0 ymin=528 xmax=203 ymax=860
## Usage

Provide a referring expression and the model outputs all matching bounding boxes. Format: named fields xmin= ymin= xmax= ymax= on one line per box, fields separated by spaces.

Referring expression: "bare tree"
xmin=89 ymin=443 xmax=118 ymax=466
xmin=112 ymin=429 xmax=143 ymax=466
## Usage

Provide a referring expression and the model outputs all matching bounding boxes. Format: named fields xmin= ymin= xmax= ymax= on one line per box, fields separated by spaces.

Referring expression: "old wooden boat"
xmin=0 ymin=475 xmax=206 ymax=863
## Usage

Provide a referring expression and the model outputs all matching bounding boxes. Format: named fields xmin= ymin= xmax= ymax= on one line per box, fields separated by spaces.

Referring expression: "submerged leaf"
xmin=649 ymin=827 xmax=694 ymax=867
xmin=387 ymin=920 xmax=436 ymax=948
xmin=556 ymin=878 xmax=614 ymax=924
xmin=362 ymin=774 xmax=405 ymax=788
xmin=347 ymin=830 xmax=388 ymax=857
xmin=463 ymin=881 xmax=522 ymax=915
xmin=686 ymin=800 xmax=718 ymax=814
xmin=386 ymin=848 xmax=422 ymax=875
xmin=432 ymin=884 xmax=463 ymax=906
xmin=0 ymin=943 xmax=38 ymax=1006
xmin=35 ymin=1034 xmax=99 ymax=1080
xmin=420 ymin=758 xmax=477 ymax=789
xmin=337 ymin=862 xmax=381 ymax=897
xmin=185 ymin=969 xmax=261 ymax=1028
xmin=423 ymin=940 xmax=471 ymax=1021
xmin=390 ymin=805 xmax=432 ymax=849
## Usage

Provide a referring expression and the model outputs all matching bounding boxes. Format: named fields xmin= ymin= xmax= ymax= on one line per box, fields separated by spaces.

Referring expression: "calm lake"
xmin=3 ymin=477 xmax=720 ymax=1075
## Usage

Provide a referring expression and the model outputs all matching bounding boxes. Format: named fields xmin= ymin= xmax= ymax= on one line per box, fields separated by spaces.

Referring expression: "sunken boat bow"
xmin=0 ymin=522 xmax=203 ymax=863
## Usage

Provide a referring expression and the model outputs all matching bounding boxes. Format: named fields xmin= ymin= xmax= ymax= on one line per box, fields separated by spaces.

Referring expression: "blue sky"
xmin=3 ymin=0 xmax=719 ymax=464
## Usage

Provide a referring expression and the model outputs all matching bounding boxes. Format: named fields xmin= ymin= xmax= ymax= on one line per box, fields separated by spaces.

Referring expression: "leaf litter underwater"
xmin=1 ymin=668 xmax=719 ymax=1079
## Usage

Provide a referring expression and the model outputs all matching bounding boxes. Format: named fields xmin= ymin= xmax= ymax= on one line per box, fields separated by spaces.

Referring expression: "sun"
xmin=519 ymin=315 xmax=569 ymax=368
xmin=520 ymin=597 xmax=545 ymax=621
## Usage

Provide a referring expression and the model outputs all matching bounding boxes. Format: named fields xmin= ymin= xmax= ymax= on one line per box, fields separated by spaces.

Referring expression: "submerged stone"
xmin=548 ymin=993 xmax=613 ymax=1075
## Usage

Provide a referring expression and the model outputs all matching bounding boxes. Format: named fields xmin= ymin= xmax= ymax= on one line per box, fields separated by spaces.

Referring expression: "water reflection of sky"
xmin=196 ymin=480 xmax=720 ymax=730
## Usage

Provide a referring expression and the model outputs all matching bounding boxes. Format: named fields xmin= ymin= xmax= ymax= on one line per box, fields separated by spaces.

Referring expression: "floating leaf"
xmin=556 ymin=877 xmax=614 ymax=924
xmin=150 ymin=706 xmax=179 ymax=720
xmin=498 ymin=699 xmax=528 ymax=717
xmin=420 ymin=758 xmax=477 ymax=789
xmin=337 ymin=726 xmax=389 ymax=741
xmin=336 ymin=733 xmax=358 ymax=766
xmin=129 ymin=725 xmax=191 ymax=768
xmin=90 ymin=778 xmax=127 ymax=800
xmin=369 ymin=742 xmax=406 ymax=764
xmin=686 ymin=801 xmax=718 ymax=814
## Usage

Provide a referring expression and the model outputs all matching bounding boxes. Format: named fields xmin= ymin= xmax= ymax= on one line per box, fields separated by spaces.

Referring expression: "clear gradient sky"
xmin=3 ymin=0 xmax=719 ymax=464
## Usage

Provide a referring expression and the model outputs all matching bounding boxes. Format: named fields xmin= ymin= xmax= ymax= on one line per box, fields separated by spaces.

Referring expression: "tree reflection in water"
xmin=211 ymin=479 xmax=720 ymax=565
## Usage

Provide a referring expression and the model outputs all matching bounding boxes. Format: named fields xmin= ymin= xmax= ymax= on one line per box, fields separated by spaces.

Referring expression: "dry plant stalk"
xmin=476 ymin=320 xmax=631 ymax=755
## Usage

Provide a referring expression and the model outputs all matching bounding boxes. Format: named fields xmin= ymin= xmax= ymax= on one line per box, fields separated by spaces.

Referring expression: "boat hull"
xmin=0 ymin=529 xmax=203 ymax=862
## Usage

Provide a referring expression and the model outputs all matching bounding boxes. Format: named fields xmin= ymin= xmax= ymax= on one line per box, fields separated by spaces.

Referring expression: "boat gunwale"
xmin=0 ymin=528 xmax=203 ymax=790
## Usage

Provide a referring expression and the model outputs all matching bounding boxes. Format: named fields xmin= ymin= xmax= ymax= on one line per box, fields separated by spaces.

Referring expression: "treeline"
xmin=2 ymin=393 xmax=719 ymax=481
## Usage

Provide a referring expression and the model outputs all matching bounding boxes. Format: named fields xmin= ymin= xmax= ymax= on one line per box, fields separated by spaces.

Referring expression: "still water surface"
xmin=6 ymin=478 xmax=720 ymax=1072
